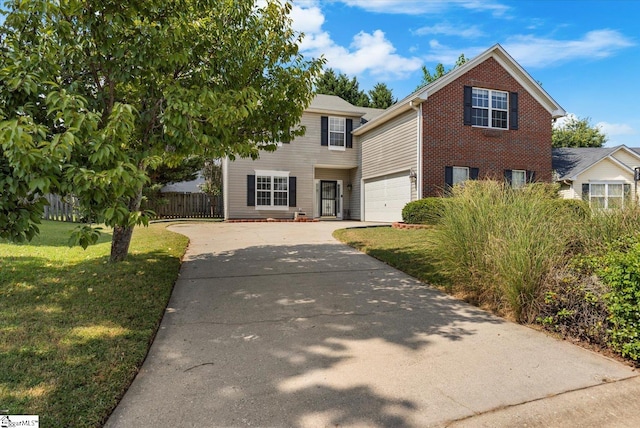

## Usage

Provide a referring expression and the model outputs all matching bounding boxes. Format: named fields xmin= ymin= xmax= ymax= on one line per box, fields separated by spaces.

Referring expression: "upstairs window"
xmin=329 ymin=117 xmax=345 ymax=149
xmin=465 ymin=86 xmax=517 ymax=130
xmin=321 ymin=116 xmax=353 ymax=149
xmin=472 ymin=88 xmax=508 ymax=129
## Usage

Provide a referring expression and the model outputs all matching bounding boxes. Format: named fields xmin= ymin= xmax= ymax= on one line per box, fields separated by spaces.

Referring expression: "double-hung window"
xmin=471 ymin=88 xmax=508 ymax=129
xmin=589 ymin=182 xmax=625 ymax=209
xmin=329 ymin=117 xmax=346 ymax=149
xmin=255 ymin=171 xmax=289 ymax=209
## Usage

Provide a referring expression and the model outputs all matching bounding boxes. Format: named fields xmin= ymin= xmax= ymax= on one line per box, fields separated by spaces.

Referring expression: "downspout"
xmin=222 ymin=157 xmax=230 ymax=220
xmin=409 ymin=100 xmax=423 ymax=200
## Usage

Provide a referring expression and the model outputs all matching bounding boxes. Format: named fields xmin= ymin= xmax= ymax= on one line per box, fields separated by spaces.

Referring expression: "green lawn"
xmin=334 ymin=226 xmax=447 ymax=287
xmin=0 ymin=221 xmax=188 ymax=427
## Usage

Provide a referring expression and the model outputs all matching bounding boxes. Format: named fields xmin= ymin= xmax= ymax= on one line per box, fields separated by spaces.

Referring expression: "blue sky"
xmin=291 ymin=0 xmax=639 ymax=147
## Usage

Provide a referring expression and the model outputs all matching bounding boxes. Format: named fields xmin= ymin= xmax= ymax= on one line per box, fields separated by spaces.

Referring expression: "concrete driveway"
xmin=106 ymin=222 xmax=638 ymax=427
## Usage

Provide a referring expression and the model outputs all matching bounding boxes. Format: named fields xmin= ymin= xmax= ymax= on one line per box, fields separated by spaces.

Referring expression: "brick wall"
xmin=421 ymin=56 xmax=553 ymax=197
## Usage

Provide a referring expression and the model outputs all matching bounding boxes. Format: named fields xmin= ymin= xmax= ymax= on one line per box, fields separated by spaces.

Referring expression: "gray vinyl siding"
xmin=225 ymin=111 xmax=362 ymax=219
xmin=361 ymin=109 xmax=418 ymax=200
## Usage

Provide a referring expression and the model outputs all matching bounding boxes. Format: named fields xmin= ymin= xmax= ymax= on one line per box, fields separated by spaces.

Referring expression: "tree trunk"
xmin=109 ymin=185 xmax=144 ymax=263
xmin=110 ymin=225 xmax=135 ymax=262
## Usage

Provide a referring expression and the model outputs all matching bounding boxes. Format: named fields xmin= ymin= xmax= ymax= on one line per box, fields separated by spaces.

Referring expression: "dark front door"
xmin=320 ymin=180 xmax=338 ymax=216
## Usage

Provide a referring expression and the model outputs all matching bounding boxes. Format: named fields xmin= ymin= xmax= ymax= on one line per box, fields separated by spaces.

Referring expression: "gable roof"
xmin=354 ymin=43 xmax=565 ymax=135
xmin=306 ymin=94 xmax=384 ymax=121
xmin=552 ymin=145 xmax=640 ymax=180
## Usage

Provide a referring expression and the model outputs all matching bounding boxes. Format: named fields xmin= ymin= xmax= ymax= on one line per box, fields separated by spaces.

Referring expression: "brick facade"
xmin=421 ymin=57 xmax=553 ymax=197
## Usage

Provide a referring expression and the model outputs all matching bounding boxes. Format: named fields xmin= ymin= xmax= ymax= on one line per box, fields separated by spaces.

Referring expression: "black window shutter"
xmin=463 ymin=86 xmax=472 ymax=126
xmin=247 ymin=175 xmax=255 ymax=206
xmin=346 ymin=119 xmax=353 ymax=148
xmin=470 ymin=167 xmax=479 ymax=180
xmin=526 ymin=170 xmax=535 ymax=183
xmin=581 ymin=183 xmax=590 ymax=201
xmin=510 ymin=92 xmax=519 ymax=130
xmin=289 ymin=176 xmax=297 ymax=207
xmin=504 ymin=169 xmax=513 ymax=186
xmin=321 ymin=116 xmax=328 ymax=146
xmin=445 ymin=166 xmax=453 ymax=188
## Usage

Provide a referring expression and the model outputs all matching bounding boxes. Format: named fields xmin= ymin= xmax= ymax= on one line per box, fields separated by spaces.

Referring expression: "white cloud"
xmin=413 ymin=23 xmax=485 ymax=39
xmin=502 ymin=30 xmax=635 ymax=68
xmin=596 ymin=121 xmax=636 ymax=137
xmin=338 ymin=0 xmax=509 ymax=16
xmin=292 ymin=3 xmax=423 ymax=80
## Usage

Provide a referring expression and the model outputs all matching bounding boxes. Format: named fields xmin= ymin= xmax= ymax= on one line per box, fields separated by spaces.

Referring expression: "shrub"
xmin=537 ymin=268 xmax=610 ymax=346
xmin=402 ymin=197 xmax=448 ymax=225
xmin=550 ymin=198 xmax=591 ymax=221
xmin=582 ymin=235 xmax=640 ymax=363
xmin=428 ymin=180 xmax=576 ymax=322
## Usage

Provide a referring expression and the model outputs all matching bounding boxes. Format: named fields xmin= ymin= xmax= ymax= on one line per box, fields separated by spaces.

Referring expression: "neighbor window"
xmin=589 ymin=182 xmax=624 ymax=209
xmin=329 ymin=117 xmax=346 ymax=149
xmin=472 ymin=88 xmax=508 ymax=129
xmin=511 ymin=170 xmax=526 ymax=189
xmin=452 ymin=166 xmax=469 ymax=185
xmin=255 ymin=171 xmax=289 ymax=209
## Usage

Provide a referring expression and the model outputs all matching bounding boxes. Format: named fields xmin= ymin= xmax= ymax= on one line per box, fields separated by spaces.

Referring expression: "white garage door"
xmin=364 ymin=172 xmax=411 ymax=222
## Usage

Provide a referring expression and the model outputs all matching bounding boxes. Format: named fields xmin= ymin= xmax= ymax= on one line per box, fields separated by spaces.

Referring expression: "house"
xmin=223 ymin=44 xmax=566 ymax=222
xmin=354 ymin=43 xmax=565 ymax=221
xmin=553 ymin=145 xmax=640 ymax=208
xmin=222 ymin=94 xmax=384 ymax=220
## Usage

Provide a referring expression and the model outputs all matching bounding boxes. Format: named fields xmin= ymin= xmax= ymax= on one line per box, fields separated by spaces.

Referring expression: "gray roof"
xmin=552 ymin=146 xmax=640 ymax=180
xmin=307 ymin=94 xmax=385 ymax=121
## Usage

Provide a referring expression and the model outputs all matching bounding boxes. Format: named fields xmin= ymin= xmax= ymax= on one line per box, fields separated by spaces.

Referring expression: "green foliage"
xmin=552 ymin=116 xmax=607 ymax=148
xmin=550 ymin=198 xmax=591 ymax=220
xmin=580 ymin=206 xmax=640 ymax=254
xmin=429 ymin=180 xmax=574 ymax=322
xmin=368 ymin=83 xmax=396 ymax=109
xmin=416 ymin=53 xmax=467 ymax=90
xmin=0 ymin=0 xmax=323 ymax=260
xmin=581 ymin=236 xmax=640 ymax=362
xmin=315 ymin=68 xmax=370 ymax=106
xmin=537 ymin=270 xmax=611 ymax=346
xmin=402 ymin=197 xmax=447 ymax=225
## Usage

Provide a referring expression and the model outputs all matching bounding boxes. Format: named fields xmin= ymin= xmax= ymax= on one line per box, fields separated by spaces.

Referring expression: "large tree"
xmin=552 ymin=115 xmax=607 ymax=148
xmin=416 ymin=54 xmax=468 ymax=90
xmin=315 ymin=68 xmax=370 ymax=107
xmin=0 ymin=0 xmax=322 ymax=261
xmin=368 ymin=83 xmax=396 ymax=109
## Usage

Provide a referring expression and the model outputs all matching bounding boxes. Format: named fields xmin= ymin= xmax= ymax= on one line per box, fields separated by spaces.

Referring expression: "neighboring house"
xmin=553 ymin=145 xmax=640 ymax=208
xmin=354 ymin=43 xmax=565 ymax=221
xmin=224 ymin=44 xmax=566 ymax=222
xmin=160 ymin=171 xmax=205 ymax=193
xmin=222 ymin=94 xmax=384 ymax=220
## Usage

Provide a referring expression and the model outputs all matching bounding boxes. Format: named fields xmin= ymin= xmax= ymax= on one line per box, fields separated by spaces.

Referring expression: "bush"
xmin=582 ymin=235 xmax=640 ymax=363
xmin=537 ymin=269 xmax=610 ymax=346
xmin=428 ymin=180 xmax=576 ymax=322
xmin=550 ymin=198 xmax=591 ymax=221
xmin=581 ymin=206 xmax=640 ymax=254
xmin=402 ymin=197 xmax=448 ymax=225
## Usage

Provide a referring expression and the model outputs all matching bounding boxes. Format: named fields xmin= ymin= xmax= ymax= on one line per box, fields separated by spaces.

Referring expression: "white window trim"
xmin=254 ymin=170 xmax=290 ymax=211
xmin=328 ymin=117 xmax=346 ymax=151
xmin=472 ymin=87 xmax=509 ymax=130
xmin=589 ymin=181 xmax=626 ymax=209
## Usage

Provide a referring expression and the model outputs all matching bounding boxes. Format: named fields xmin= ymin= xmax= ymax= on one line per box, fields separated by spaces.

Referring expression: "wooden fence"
xmin=42 ymin=192 xmax=223 ymax=222
xmin=43 ymin=194 xmax=80 ymax=222
xmin=144 ymin=192 xmax=223 ymax=219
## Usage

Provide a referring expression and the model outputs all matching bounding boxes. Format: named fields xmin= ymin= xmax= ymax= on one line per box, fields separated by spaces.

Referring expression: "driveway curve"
xmin=106 ymin=222 xmax=637 ymax=427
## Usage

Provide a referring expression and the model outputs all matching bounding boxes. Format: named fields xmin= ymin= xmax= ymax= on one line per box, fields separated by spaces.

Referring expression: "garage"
xmin=363 ymin=171 xmax=412 ymax=222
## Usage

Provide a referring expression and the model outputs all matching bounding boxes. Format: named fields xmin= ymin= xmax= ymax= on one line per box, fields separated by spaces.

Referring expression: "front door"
xmin=320 ymin=180 xmax=338 ymax=216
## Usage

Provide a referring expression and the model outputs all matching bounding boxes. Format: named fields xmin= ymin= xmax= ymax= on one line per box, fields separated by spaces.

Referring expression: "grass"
xmin=333 ymin=226 xmax=447 ymax=286
xmin=0 ymin=221 xmax=188 ymax=427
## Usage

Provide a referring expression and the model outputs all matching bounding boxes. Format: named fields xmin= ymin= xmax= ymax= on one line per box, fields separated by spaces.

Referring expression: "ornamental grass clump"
xmin=430 ymin=180 xmax=576 ymax=322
